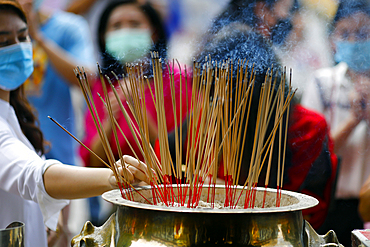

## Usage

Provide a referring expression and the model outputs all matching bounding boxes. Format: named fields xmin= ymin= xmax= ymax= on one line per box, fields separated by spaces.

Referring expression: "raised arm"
xmin=66 ymin=0 xmax=99 ymax=15
xmin=19 ymin=0 xmax=95 ymax=86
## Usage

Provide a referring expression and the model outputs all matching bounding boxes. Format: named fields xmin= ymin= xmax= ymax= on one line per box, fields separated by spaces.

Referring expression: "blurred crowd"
xmin=4 ymin=0 xmax=370 ymax=246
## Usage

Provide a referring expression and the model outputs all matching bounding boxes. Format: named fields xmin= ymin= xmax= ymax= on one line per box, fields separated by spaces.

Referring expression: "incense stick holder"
xmin=71 ymin=185 xmax=342 ymax=247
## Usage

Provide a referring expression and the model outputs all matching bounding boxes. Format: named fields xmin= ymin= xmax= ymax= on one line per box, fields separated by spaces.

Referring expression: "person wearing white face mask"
xmin=79 ymin=0 xmax=192 ymax=227
xmin=97 ymin=0 xmax=167 ymax=75
xmin=105 ymin=27 xmax=153 ymax=64
xmin=301 ymin=1 xmax=370 ymax=245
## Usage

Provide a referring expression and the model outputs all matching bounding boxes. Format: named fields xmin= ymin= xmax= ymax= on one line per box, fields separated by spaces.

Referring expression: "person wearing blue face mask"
xmin=301 ymin=1 xmax=370 ymax=245
xmin=15 ymin=0 xmax=97 ymax=244
xmin=0 ymin=3 xmax=152 ymax=247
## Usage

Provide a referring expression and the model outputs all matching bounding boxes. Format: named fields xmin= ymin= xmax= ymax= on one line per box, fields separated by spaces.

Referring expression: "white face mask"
xmin=105 ymin=28 xmax=153 ymax=64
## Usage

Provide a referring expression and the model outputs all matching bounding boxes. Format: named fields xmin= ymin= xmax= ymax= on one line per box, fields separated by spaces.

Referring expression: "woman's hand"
xmin=44 ymin=157 xmax=155 ymax=199
xmin=109 ymin=155 xmax=154 ymax=188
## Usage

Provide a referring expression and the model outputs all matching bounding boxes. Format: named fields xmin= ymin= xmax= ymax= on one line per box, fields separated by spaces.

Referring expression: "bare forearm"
xmin=332 ymin=115 xmax=360 ymax=153
xmin=43 ymin=164 xmax=113 ymax=199
xmin=66 ymin=0 xmax=98 ymax=14
xmin=36 ymin=36 xmax=94 ymax=86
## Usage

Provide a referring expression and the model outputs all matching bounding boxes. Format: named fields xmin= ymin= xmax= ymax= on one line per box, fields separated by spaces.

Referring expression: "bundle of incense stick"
xmin=66 ymin=53 xmax=295 ymax=209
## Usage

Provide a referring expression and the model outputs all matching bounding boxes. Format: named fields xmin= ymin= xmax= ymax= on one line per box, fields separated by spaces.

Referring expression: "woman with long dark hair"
xmin=0 ymin=1 xmax=148 ymax=246
xmin=79 ymin=0 xmax=192 ymax=226
xmin=80 ymin=0 xmax=191 ymax=169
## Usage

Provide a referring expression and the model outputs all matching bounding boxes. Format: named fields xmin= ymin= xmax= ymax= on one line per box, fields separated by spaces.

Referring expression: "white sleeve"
xmin=38 ymin=159 xmax=70 ymax=230
xmin=0 ymin=130 xmax=69 ymax=230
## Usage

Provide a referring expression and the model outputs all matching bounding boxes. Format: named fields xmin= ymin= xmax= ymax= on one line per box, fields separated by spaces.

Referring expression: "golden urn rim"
xmin=102 ymin=185 xmax=319 ymax=214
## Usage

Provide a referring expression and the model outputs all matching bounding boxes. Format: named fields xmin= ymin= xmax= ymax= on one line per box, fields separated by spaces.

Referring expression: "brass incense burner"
xmin=72 ymin=186 xmax=342 ymax=247
xmin=0 ymin=222 xmax=24 ymax=247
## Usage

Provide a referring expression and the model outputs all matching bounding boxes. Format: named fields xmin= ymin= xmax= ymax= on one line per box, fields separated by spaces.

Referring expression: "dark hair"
xmin=10 ymin=86 xmax=46 ymax=155
xmin=196 ymin=23 xmax=280 ymax=80
xmin=0 ymin=3 xmax=27 ymax=24
xmin=196 ymin=26 xmax=292 ymax=186
xmin=0 ymin=4 xmax=45 ymax=154
xmin=210 ymin=0 xmax=298 ymax=35
xmin=97 ymin=0 xmax=167 ymax=78
xmin=332 ymin=0 xmax=370 ymax=26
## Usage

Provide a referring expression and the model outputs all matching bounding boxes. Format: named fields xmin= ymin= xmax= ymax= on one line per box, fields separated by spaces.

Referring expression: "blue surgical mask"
xmin=105 ymin=28 xmax=153 ymax=64
xmin=0 ymin=43 xmax=34 ymax=91
xmin=334 ymin=40 xmax=370 ymax=73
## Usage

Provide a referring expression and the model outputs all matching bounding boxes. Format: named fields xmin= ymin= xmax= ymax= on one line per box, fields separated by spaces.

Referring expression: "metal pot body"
xmin=72 ymin=186 xmax=342 ymax=247
xmin=114 ymin=203 xmax=305 ymax=246
xmin=0 ymin=222 xmax=24 ymax=247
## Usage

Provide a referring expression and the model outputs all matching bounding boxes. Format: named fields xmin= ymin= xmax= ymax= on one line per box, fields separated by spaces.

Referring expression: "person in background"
xmin=79 ymin=0 xmax=192 ymax=226
xmin=66 ymin=0 xmax=180 ymax=46
xmin=158 ymin=23 xmax=337 ymax=231
xmin=301 ymin=0 xmax=370 ymax=245
xmin=16 ymin=0 xmax=95 ymax=244
xmin=66 ymin=0 xmax=111 ymax=66
xmin=0 ymin=2 xmax=149 ymax=247
xmin=65 ymin=0 xmax=100 ymax=14
xmin=199 ymin=0 xmax=299 ymax=51
xmin=17 ymin=0 xmax=94 ymax=168
xmin=278 ymin=1 xmax=334 ymax=100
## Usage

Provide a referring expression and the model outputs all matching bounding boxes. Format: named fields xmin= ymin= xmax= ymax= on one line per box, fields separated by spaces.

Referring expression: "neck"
xmin=0 ymin=89 xmax=10 ymax=102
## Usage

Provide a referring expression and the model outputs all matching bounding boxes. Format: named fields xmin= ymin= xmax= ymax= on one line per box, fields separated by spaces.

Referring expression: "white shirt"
xmin=301 ymin=62 xmax=370 ymax=199
xmin=0 ymin=98 xmax=69 ymax=247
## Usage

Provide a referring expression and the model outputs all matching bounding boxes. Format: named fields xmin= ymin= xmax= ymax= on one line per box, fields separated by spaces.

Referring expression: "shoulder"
xmin=0 ymin=118 xmax=11 ymax=134
xmin=0 ymin=103 xmax=13 ymax=134
xmin=292 ymin=104 xmax=326 ymax=119
xmin=289 ymin=104 xmax=328 ymax=139
xmin=0 ymin=119 xmax=18 ymax=149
